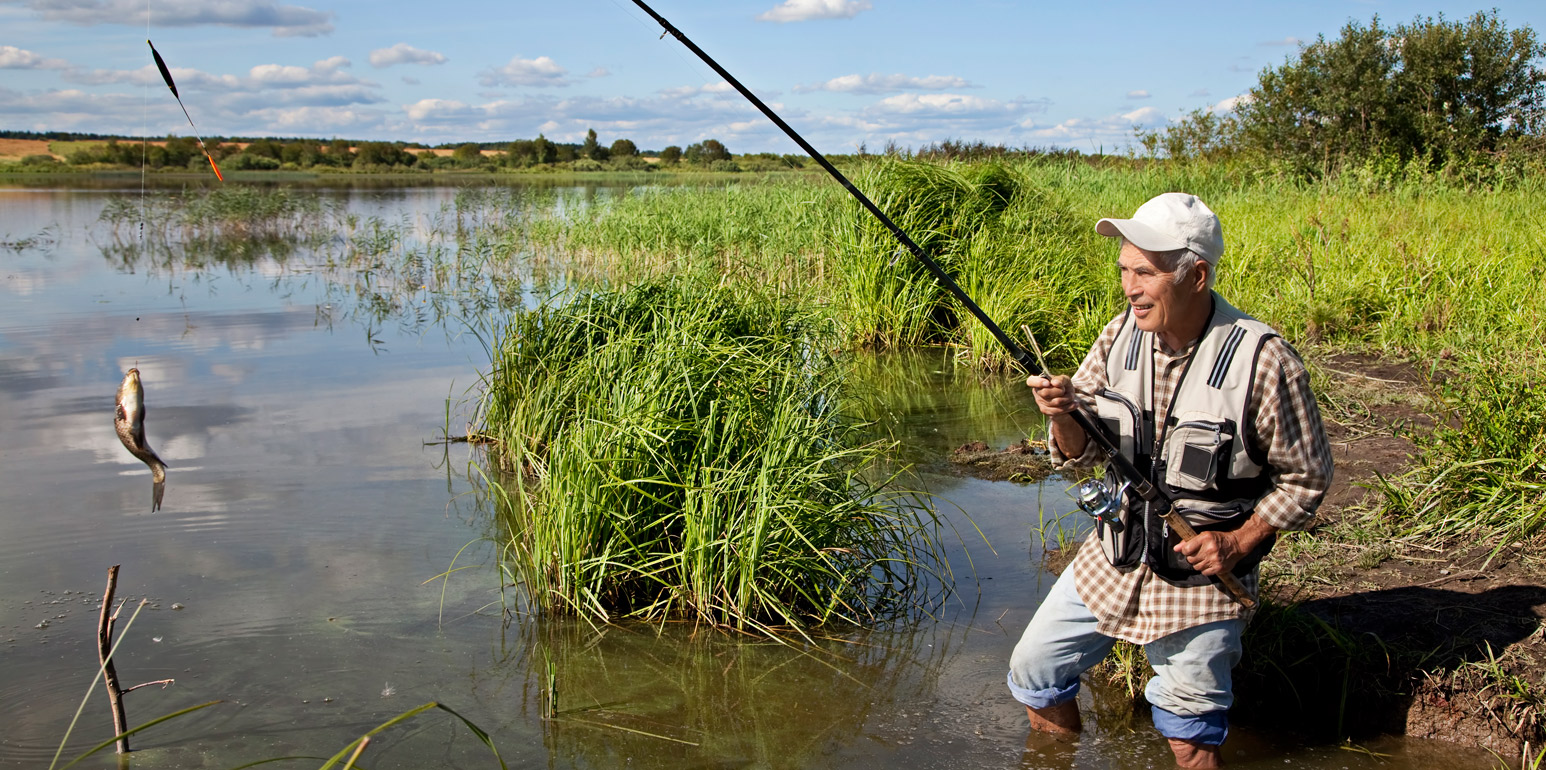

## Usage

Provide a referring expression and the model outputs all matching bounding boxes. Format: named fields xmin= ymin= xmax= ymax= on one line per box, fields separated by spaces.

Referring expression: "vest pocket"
xmin=1094 ymin=389 xmax=1142 ymax=463
xmin=1165 ymin=415 xmax=1234 ymax=491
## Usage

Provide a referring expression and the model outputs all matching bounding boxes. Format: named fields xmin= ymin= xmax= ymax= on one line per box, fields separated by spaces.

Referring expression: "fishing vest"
xmin=1089 ymin=293 xmax=1278 ymax=586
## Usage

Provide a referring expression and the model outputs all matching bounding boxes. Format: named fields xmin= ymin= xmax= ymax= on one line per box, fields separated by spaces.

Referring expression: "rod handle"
xmin=1158 ymin=512 xmax=1258 ymax=609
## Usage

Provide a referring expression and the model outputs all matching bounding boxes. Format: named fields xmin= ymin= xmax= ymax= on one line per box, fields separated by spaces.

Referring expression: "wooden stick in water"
xmin=98 ymin=566 xmax=130 ymax=754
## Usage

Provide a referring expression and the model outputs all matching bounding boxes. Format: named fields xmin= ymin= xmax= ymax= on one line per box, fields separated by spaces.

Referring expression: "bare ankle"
xmin=1167 ymin=737 xmax=1222 ymax=768
xmin=1026 ymin=701 xmax=1081 ymax=739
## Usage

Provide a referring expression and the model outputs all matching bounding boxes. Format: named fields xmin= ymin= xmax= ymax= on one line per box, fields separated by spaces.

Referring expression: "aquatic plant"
xmin=476 ymin=279 xmax=945 ymax=635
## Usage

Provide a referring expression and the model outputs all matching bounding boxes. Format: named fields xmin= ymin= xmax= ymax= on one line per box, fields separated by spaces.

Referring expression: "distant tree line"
xmin=41 ymin=127 xmax=810 ymax=174
xmin=1139 ymin=10 xmax=1546 ymax=178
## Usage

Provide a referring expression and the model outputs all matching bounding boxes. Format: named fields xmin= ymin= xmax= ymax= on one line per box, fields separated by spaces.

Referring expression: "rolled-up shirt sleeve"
xmin=1248 ymin=339 xmax=1334 ymax=532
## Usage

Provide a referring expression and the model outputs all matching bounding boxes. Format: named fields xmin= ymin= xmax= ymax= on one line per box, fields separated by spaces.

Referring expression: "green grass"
xmin=476 ymin=279 xmax=945 ymax=635
xmin=1375 ymin=350 xmax=1546 ymax=547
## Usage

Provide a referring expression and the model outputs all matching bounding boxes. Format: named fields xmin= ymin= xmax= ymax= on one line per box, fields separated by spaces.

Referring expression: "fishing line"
xmin=140 ymin=0 xmax=149 ymax=245
xmin=146 ymin=39 xmax=223 ymax=181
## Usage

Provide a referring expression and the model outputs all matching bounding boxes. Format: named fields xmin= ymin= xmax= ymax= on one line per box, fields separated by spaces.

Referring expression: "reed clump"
xmin=476 ymin=279 xmax=943 ymax=635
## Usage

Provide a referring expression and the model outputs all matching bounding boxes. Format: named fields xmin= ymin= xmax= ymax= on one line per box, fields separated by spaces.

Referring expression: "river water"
xmin=0 ymin=180 xmax=1493 ymax=769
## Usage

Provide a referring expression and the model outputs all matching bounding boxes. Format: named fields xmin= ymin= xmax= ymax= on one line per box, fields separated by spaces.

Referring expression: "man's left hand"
xmin=1173 ymin=516 xmax=1278 ymax=576
xmin=1173 ymin=531 xmax=1245 ymax=576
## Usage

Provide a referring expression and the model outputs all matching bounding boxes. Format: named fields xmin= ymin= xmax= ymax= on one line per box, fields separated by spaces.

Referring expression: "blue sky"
xmin=3 ymin=0 xmax=1544 ymax=153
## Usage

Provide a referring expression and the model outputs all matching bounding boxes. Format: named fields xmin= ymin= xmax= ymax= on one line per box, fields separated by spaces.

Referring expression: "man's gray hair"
xmin=1123 ymin=239 xmax=1217 ymax=290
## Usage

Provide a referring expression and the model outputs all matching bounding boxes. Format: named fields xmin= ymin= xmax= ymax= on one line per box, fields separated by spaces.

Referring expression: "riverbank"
xmin=1258 ymin=350 xmax=1546 ymax=760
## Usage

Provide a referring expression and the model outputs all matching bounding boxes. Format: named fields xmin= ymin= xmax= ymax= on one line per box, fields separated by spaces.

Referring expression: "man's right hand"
xmin=1026 ymin=374 xmax=1078 ymax=416
xmin=1026 ymin=374 xmax=1088 ymax=459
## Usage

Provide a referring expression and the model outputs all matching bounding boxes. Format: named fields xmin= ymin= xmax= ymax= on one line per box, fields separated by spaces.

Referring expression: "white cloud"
xmin=1212 ymin=94 xmax=1252 ymax=113
xmin=478 ymin=55 xmax=571 ymax=88
xmin=394 ymin=87 xmax=774 ymax=146
xmin=249 ymin=56 xmax=354 ymax=86
xmin=1260 ymin=36 xmax=1303 ymax=46
xmin=65 ymin=57 xmax=368 ymax=93
xmin=586 ymin=67 xmax=610 ymax=78
xmin=1018 ymin=105 xmax=1170 ymax=151
xmin=400 ymin=75 xmax=420 ymax=86
xmin=794 ymin=73 xmax=974 ymax=95
xmin=1121 ymin=106 xmax=1164 ymax=124
xmin=658 ymin=80 xmax=736 ymax=99
xmin=1126 ymin=90 xmax=1150 ymax=100
xmin=9 ymin=0 xmax=334 ymax=36
xmin=369 ymin=43 xmax=447 ymax=69
xmin=870 ymin=93 xmax=1013 ymax=116
xmin=756 ymin=0 xmax=871 ymax=23
xmin=245 ymin=105 xmax=386 ymax=132
xmin=404 ymin=98 xmax=474 ymax=123
xmin=0 ymin=45 xmax=68 ymax=69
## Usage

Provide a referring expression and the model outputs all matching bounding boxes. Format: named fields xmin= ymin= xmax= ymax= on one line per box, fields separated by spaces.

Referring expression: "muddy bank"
xmin=951 ymin=352 xmax=1546 ymax=759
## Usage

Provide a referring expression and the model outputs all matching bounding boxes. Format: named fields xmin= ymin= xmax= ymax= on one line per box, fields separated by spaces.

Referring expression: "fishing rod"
xmin=630 ymin=0 xmax=1255 ymax=608
xmin=147 ymin=40 xmax=224 ymax=181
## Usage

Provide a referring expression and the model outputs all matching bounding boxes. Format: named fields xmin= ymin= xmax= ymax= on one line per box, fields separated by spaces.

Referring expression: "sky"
xmin=3 ymin=0 xmax=1545 ymax=154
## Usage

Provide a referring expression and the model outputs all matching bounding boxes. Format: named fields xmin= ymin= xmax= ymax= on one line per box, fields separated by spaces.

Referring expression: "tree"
xmin=324 ymin=138 xmax=354 ymax=167
xmin=697 ymin=138 xmax=730 ymax=163
xmin=533 ymin=134 xmax=554 ymax=164
xmin=452 ymin=142 xmax=483 ymax=166
xmin=581 ymin=128 xmax=608 ymax=161
xmin=245 ymin=138 xmax=283 ymax=160
xmin=609 ymin=138 xmax=637 ymax=158
xmin=659 ymin=145 xmax=682 ymax=164
xmin=1233 ymin=10 xmax=1546 ymax=172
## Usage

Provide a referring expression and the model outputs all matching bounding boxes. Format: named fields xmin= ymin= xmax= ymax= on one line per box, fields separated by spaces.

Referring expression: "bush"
xmin=224 ymin=153 xmax=281 ymax=171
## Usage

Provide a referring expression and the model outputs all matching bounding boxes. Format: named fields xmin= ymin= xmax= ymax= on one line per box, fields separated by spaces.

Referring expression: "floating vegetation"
xmin=1 ymin=225 xmax=58 ymax=251
xmin=476 ymin=280 xmax=946 ymax=635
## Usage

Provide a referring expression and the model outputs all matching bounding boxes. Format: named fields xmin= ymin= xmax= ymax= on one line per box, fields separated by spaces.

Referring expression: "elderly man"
xmin=1006 ymin=192 xmax=1332 ymax=768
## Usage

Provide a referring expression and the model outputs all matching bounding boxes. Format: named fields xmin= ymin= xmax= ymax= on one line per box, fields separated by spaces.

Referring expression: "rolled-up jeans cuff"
xmin=1005 ymin=671 xmax=1079 ymax=710
xmin=1151 ymin=706 xmax=1228 ymax=745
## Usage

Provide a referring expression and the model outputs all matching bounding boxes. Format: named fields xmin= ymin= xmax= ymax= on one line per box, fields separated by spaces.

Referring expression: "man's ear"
xmin=1193 ymin=260 xmax=1211 ymax=293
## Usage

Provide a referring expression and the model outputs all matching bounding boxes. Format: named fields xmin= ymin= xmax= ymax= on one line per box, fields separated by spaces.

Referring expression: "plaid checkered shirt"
xmin=1050 ymin=305 xmax=1333 ymax=644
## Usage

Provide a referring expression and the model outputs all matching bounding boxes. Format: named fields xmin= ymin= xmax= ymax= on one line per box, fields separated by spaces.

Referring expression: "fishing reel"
xmin=1074 ymin=474 xmax=1129 ymax=532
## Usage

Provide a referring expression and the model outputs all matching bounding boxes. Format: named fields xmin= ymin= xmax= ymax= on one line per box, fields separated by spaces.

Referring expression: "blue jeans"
xmin=1006 ymin=568 xmax=1243 ymax=745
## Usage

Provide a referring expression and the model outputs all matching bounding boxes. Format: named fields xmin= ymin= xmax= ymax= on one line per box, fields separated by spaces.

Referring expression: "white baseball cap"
xmin=1096 ymin=192 xmax=1224 ymax=265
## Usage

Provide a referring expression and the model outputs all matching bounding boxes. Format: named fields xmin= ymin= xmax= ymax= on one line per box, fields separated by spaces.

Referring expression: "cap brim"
xmin=1096 ymin=217 xmax=1187 ymax=253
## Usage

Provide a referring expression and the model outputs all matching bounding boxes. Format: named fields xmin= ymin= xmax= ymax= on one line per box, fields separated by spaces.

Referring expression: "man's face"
xmin=1117 ymin=241 xmax=1207 ymax=336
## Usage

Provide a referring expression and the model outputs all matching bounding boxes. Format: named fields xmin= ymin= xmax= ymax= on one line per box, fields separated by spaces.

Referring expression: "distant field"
xmin=45 ymin=140 xmax=102 ymax=158
xmin=0 ymin=139 xmax=56 ymax=160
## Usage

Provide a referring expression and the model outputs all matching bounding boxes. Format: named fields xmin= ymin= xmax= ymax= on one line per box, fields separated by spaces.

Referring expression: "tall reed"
xmin=476 ymin=280 xmax=944 ymax=634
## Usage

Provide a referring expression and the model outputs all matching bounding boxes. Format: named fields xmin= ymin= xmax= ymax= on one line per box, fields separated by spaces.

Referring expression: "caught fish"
xmin=114 ymin=367 xmax=167 ymax=511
